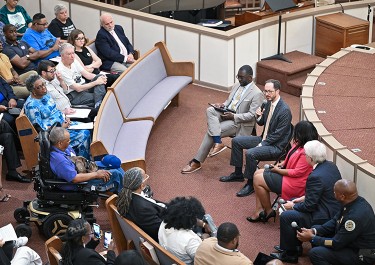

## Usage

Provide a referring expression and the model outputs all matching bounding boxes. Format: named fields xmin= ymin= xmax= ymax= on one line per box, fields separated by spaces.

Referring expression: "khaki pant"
xmin=12 ymin=71 xmax=37 ymax=99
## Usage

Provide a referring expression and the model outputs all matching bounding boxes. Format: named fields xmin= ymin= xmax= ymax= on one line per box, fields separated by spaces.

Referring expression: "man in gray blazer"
xmin=181 ymin=65 xmax=264 ymax=174
xmin=220 ymin=79 xmax=292 ymax=197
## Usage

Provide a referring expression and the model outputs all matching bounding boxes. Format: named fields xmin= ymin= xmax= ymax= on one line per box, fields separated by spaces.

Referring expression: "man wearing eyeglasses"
xmin=220 ymin=79 xmax=292 ymax=197
xmin=21 ymin=13 xmax=60 ymax=62
xmin=181 ymin=65 xmax=264 ymax=174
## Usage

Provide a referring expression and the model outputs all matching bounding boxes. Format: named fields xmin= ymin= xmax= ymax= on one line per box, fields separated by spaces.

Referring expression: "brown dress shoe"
xmin=181 ymin=161 xmax=201 ymax=174
xmin=208 ymin=143 xmax=227 ymax=157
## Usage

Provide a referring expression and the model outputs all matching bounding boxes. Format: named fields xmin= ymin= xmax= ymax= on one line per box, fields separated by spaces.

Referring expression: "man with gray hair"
xmin=48 ymin=4 xmax=76 ymax=41
xmin=270 ymin=140 xmax=342 ymax=263
xmin=56 ymin=43 xmax=107 ymax=108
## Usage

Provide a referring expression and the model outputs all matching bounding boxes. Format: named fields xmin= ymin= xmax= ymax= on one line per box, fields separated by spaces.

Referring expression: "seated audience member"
xmin=247 ymin=121 xmax=319 ymax=223
xmin=68 ymin=29 xmax=119 ymax=88
xmin=0 ymin=119 xmax=30 ymax=183
xmin=3 ymin=24 xmax=39 ymax=76
xmin=21 ymin=13 xmax=60 ymax=62
xmin=49 ymin=127 xmax=124 ymax=193
xmin=0 ymin=0 xmax=32 ymax=38
xmin=220 ymin=79 xmax=292 ymax=197
xmin=194 ymin=222 xmax=253 ymax=265
xmin=48 ymin=4 xmax=76 ymax=41
xmin=0 ymin=21 xmax=5 ymax=43
xmin=116 ymin=167 xmax=165 ymax=242
xmin=0 ymin=236 xmax=42 ymax=265
xmin=0 ymin=144 xmax=12 ymax=201
xmin=114 ymin=250 xmax=147 ymax=265
xmin=95 ymin=13 xmax=135 ymax=73
xmin=0 ymin=40 xmax=32 ymax=98
xmin=37 ymin=60 xmax=74 ymax=114
xmin=0 ymin=76 xmax=24 ymax=131
xmin=182 ymin=65 xmax=264 ymax=174
xmin=57 ymin=43 xmax=107 ymax=108
xmin=61 ymin=219 xmax=116 ymax=265
xmin=298 ymin=179 xmax=375 ymax=265
xmin=24 ymin=75 xmax=91 ymax=158
xmin=159 ymin=196 xmax=209 ymax=265
xmin=270 ymin=140 xmax=342 ymax=263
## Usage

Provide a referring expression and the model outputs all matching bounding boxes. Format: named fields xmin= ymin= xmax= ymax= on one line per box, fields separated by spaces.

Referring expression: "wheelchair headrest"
xmin=37 ymin=124 xmax=59 ymax=181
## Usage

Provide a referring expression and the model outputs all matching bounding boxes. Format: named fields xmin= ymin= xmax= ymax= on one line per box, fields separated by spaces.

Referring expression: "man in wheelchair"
xmin=49 ymin=127 xmax=124 ymax=193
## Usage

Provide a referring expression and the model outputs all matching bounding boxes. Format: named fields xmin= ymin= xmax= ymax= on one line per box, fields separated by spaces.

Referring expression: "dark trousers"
xmin=309 ymin=247 xmax=369 ymax=265
xmin=0 ymin=120 xmax=21 ymax=170
xmin=0 ymin=241 xmax=14 ymax=265
xmin=67 ymin=75 xmax=106 ymax=107
xmin=230 ymin=135 xmax=281 ymax=181
xmin=1 ymin=99 xmax=24 ymax=132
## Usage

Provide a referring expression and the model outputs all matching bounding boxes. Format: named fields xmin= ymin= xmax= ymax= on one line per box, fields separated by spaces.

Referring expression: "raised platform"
xmin=256 ymin=51 xmax=324 ymax=96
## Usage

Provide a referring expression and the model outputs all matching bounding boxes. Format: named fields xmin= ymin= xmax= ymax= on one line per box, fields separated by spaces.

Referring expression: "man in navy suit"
xmin=95 ymin=13 xmax=135 ymax=73
xmin=220 ymin=79 xmax=292 ymax=197
xmin=270 ymin=140 xmax=342 ymax=263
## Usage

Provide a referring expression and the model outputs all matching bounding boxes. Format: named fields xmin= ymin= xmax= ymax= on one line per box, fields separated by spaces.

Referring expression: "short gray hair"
xmin=25 ymin=74 xmax=41 ymax=92
xmin=59 ymin=42 xmax=74 ymax=55
xmin=304 ymin=140 xmax=327 ymax=164
xmin=50 ymin=127 xmax=67 ymax=145
xmin=54 ymin=4 xmax=67 ymax=15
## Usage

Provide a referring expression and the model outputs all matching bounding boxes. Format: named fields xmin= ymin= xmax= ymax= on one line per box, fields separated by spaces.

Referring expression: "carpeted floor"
xmin=0 ymin=84 xmax=314 ymax=264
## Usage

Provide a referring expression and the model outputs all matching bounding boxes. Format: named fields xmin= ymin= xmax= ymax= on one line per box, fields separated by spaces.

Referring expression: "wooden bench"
xmin=105 ymin=194 xmax=184 ymax=265
xmin=91 ymin=41 xmax=194 ymax=170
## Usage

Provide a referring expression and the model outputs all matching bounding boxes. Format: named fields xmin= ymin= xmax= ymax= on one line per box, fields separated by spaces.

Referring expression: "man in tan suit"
xmin=182 ymin=65 xmax=264 ymax=174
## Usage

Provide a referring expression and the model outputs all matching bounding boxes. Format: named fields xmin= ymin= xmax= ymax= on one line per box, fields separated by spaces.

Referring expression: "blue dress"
xmin=24 ymin=94 xmax=91 ymax=159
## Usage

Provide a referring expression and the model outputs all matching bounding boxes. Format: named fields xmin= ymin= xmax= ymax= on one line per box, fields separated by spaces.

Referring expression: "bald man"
xmin=95 ymin=13 xmax=135 ymax=73
xmin=297 ymin=179 xmax=375 ymax=265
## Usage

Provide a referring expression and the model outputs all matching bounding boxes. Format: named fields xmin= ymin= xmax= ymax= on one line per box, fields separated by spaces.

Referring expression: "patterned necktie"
xmin=229 ymin=86 xmax=244 ymax=112
xmin=262 ymin=104 xmax=274 ymax=140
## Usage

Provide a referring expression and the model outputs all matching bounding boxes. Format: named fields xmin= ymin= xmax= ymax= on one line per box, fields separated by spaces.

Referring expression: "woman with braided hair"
xmin=116 ymin=167 xmax=165 ymax=242
xmin=61 ymin=218 xmax=116 ymax=265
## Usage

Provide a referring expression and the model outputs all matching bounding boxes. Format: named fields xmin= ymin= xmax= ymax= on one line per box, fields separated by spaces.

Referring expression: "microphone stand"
xmin=261 ymin=11 xmax=291 ymax=63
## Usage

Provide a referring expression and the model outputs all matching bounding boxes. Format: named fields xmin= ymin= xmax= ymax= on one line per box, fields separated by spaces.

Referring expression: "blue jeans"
xmin=88 ymin=168 xmax=125 ymax=193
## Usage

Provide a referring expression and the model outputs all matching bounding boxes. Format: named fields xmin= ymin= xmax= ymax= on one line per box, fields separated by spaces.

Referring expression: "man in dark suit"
xmin=95 ymin=13 xmax=135 ymax=73
xmin=270 ymin=140 xmax=342 ymax=263
xmin=181 ymin=65 xmax=264 ymax=174
xmin=220 ymin=79 xmax=292 ymax=197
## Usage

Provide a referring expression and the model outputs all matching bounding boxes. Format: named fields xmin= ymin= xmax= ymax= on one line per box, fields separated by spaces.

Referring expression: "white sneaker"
xmin=14 ymin=237 xmax=28 ymax=248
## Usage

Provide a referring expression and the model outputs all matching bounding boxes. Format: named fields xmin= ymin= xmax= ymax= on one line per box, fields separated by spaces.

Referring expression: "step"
xmin=287 ymin=75 xmax=309 ymax=96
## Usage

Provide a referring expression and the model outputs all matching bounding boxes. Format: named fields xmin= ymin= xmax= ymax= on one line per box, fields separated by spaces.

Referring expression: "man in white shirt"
xmin=56 ymin=43 xmax=107 ymax=108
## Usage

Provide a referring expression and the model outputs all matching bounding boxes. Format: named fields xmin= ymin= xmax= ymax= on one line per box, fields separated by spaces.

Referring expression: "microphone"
xmin=260 ymin=100 xmax=267 ymax=111
xmin=279 ymin=198 xmax=286 ymax=204
xmin=291 ymin=221 xmax=302 ymax=232
xmin=264 ymin=164 xmax=274 ymax=169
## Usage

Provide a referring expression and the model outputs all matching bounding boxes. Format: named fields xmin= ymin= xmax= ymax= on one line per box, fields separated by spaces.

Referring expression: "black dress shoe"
xmin=236 ymin=184 xmax=254 ymax=197
xmin=270 ymin=252 xmax=298 ymax=263
xmin=6 ymin=173 xmax=31 ymax=183
xmin=274 ymin=245 xmax=303 ymax=256
xmin=219 ymin=172 xmax=244 ymax=182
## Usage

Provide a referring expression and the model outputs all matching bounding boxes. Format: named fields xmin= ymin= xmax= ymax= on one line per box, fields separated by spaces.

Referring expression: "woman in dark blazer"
xmin=61 ymin=219 xmax=116 ymax=265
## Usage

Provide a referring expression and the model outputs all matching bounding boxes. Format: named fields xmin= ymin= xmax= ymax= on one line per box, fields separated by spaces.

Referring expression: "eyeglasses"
xmin=35 ymin=82 xmax=46 ymax=90
xmin=75 ymin=37 xmax=85 ymax=41
xmin=263 ymin=90 xmax=276 ymax=94
xmin=46 ymin=68 xmax=56 ymax=74
xmin=143 ymin=174 xmax=150 ymax=183
xmin=36 ymin=22 xmax=49 ymax=26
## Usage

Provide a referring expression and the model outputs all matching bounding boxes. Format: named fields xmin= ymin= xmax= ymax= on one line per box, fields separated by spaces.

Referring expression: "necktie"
xmin=110 ymin=30 xmax=128 ymax=57
xmin=229 ymin=86 xmax=244 ymax=112
xmin=262 ymin=104 xmax=274 ymax=141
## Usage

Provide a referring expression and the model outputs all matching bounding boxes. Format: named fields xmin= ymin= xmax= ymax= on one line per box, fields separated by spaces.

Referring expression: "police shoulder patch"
xmin=345 ymin=220 xmax=355 ymax=231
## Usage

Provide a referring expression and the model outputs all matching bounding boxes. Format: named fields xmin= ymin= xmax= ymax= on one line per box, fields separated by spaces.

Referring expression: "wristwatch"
xmin=26 ymin=54 xmax=30 ymax=60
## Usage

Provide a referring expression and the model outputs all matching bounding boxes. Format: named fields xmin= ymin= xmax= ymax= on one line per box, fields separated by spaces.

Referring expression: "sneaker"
xmin=14 ymin=237 xmax=28 ymax=248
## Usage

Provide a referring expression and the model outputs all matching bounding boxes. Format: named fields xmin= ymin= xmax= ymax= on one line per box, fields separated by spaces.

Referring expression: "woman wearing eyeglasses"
xmin=61 ymin=219 xmax=116 ymax=265
xmin=0 ymin=0 xmax=32 ymax=38
xmin=48 ymin=4 xmax=76 ymax=42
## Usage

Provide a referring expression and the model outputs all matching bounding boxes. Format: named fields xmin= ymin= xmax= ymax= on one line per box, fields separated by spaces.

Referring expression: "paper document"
xmin=66 ymin=108 xmax=91 ymax=119
xmin=202 ymin=20 xmax=223 ymax=27
xmin=69 ymin=122 xmax=94 ymax=130
xmin=50 ymin=56 xmax=61 ymax=63
xmin=0 ymin=223 xmax=17 ymax=241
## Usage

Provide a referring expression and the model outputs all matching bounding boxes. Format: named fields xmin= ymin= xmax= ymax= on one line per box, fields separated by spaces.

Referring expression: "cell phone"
xmin=93 ymin=223 xmax=101 ymax=239
xmin=104 ymin=231 xmax=112 ymax=248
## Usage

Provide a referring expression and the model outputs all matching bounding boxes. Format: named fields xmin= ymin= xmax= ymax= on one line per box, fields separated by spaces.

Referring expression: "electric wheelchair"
xmin=14 ymin=126 xmax=109 ymax=239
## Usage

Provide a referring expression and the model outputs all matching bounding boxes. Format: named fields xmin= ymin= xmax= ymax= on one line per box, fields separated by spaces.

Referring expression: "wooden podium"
xmin=315 ymin=13 xmax=369 ymax=58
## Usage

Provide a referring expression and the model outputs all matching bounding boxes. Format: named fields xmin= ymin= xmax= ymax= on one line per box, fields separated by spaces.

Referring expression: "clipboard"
xmin=208 ymin=103 xmax=236 ymax=114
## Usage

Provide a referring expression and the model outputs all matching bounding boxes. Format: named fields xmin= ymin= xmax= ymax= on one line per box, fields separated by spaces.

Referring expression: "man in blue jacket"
xmin=95 ymin=13 xmax=135 ymax=73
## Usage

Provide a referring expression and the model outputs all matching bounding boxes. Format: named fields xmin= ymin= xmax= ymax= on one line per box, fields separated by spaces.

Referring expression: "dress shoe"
xmin=6 ymin=173 xmax=31 ymax=183
xmin=261 ymin=209 xmax=276 ymax=223
xmin=219 ymin=172 xmax=244 ymax=182
xmin=274 ymin=245 xmax=303 ymax=256
xmin=236 ymin=184 xmax=254 ymax=197
xmin=181 ymin=161 xmax=201 ymax=174
xmin=270 ymin=252 xmax=298 ymax=263
xmin=208 ymin=143 xmax=227 ymax=157
xmin=246 ymin=211 xmax=264 ymax=223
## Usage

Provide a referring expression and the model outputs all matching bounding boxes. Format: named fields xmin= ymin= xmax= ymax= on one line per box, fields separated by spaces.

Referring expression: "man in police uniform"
xmin=297 ymin=179 xmax=375 ymax=265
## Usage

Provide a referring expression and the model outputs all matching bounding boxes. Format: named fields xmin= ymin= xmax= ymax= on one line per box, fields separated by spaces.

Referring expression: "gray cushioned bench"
xmin=91 ymin=42 xmax=194 ymax=170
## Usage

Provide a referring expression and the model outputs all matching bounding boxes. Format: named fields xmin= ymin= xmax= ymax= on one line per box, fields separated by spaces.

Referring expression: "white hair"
xmin=304 ymin=140 xmax=327 ymax=164
xmin=59 ymin=42 xmax=74 ymax=55
xmin=54 ymin=4 xmax=67 ymax=15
